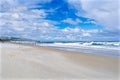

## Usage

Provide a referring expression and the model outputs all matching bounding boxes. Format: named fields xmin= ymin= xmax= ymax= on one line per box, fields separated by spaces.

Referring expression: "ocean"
xmin=10 ymin=41 xmax=120 ymax=57
xmin=37 ymin=41 xmax=120 ymax=57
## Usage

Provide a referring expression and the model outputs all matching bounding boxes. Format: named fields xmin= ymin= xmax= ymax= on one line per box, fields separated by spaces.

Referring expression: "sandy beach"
xmin=0 ymin=43 xmax=119 ymax=80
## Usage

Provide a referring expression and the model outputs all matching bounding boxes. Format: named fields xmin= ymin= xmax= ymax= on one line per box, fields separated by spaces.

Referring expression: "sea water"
xmin=37 ymin=41 xmax=120 ymax=57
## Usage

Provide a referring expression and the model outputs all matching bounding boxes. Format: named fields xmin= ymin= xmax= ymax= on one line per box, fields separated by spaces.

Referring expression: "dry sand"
xmin=0 ymin=43 xmax=119 ymax=80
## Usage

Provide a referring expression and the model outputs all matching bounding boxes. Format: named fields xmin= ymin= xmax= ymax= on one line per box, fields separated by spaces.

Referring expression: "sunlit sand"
xmin=0 ymin=43 xmax=119 ymax=80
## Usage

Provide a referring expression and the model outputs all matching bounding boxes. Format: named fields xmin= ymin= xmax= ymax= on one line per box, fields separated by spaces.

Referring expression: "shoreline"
xmin=0 ymin=42 xmax=119 ymax=80
xmin=2 ymin=42 xmax=119 ymax=57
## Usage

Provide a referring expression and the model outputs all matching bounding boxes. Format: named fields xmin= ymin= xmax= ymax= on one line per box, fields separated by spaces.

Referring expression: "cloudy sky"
xmin=0 ymin=0 xmax=119 ymax=41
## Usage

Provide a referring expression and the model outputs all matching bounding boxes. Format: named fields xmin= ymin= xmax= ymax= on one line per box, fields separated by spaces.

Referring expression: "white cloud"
xmin=67 ymin=0 xmax=119 ymax=30
xmin=62 ymin=27 xmax=80 ymax=33
xmin=0 ymin=0 xmax=57 ymax=39
xmin=84 ymin=19 xmax=97 ymax=25
xmin=61 ymin=27 xmax=99 ymax=38
xmin=63 ymin=18 xmax=82 ymax=25
xmin=12 ymin=13 xmax=20 ymax=19
xmin=0 ymin=0 xmax=48 ymax=34
xmin=1 ymin=0 xmax=119 ymax=41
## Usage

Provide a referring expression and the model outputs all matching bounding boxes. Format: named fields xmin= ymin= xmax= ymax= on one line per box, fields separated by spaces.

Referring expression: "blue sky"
xmin=0 ymin=0 xmax=119 ymax=41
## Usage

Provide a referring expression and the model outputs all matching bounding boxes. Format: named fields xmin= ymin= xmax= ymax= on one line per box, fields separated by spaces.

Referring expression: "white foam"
xmin=38 ymin=42 xmax=120 ymax=51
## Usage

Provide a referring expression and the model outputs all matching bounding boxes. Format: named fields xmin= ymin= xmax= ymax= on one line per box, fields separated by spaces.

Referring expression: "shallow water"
xmin=37 ymin=42 xmax=120 ymax=57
